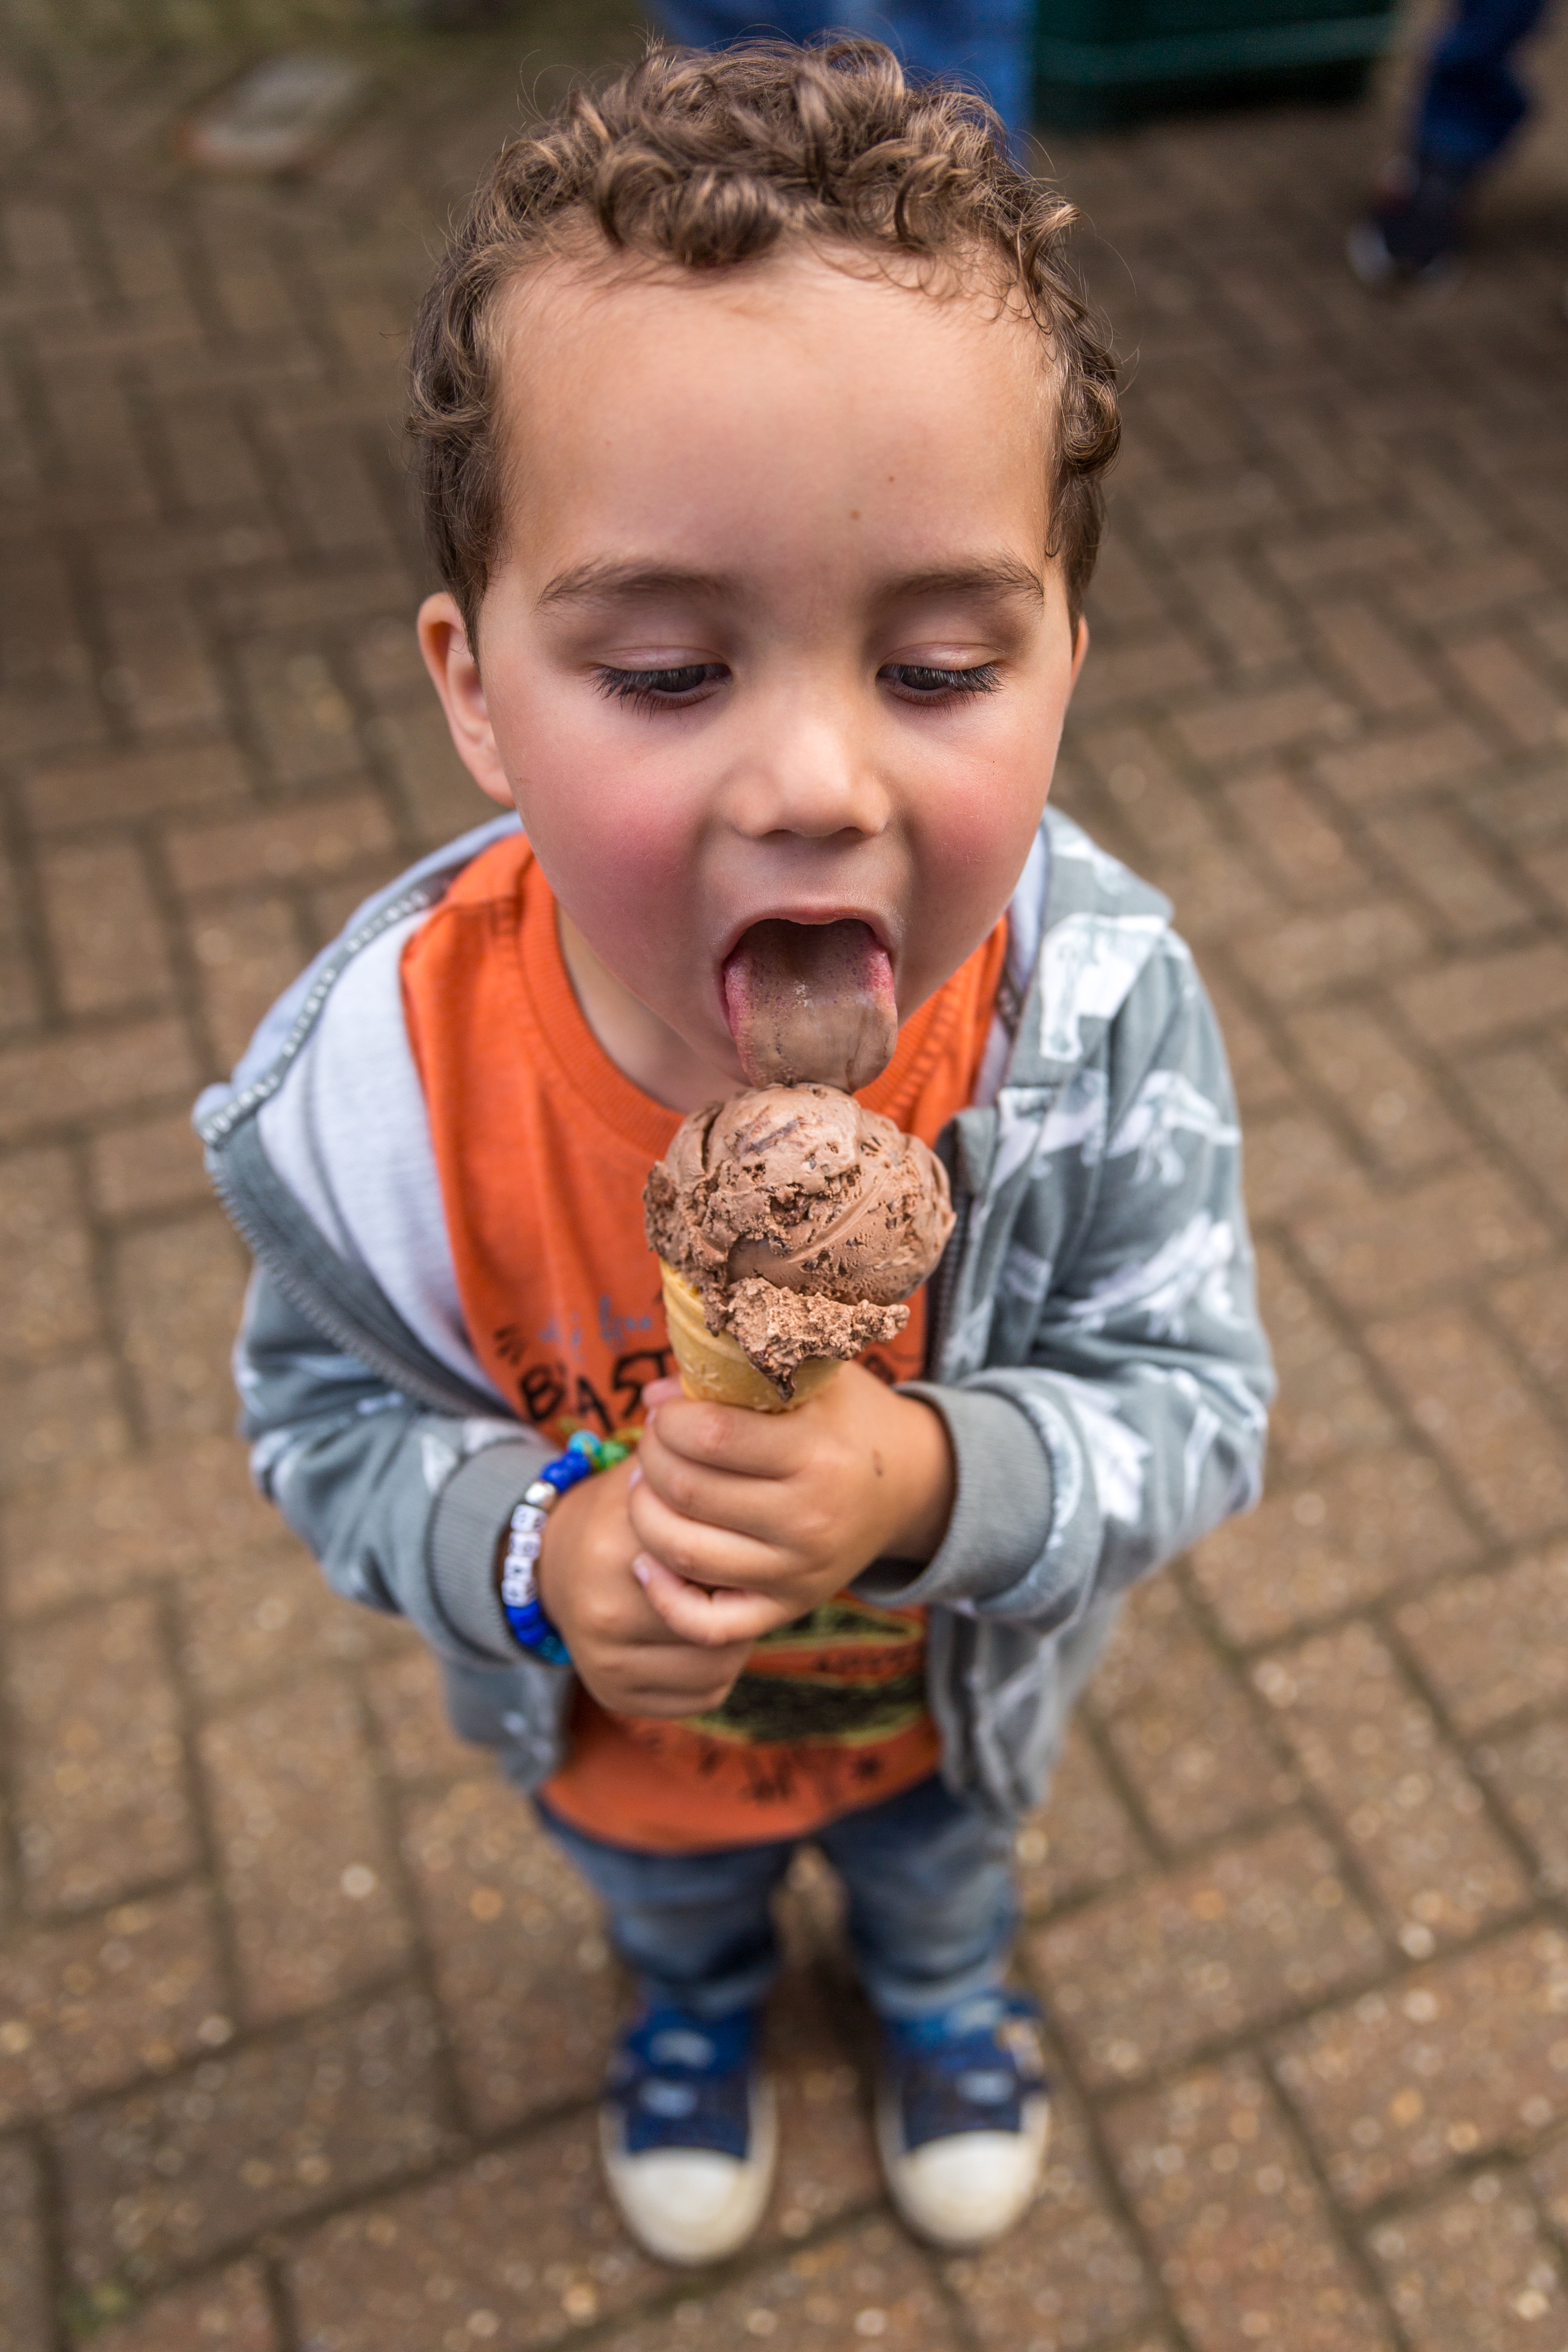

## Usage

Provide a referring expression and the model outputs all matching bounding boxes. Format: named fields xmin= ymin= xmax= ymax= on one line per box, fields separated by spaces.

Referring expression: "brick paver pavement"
xmin=1 ymin=3 xmax=1566 ymax=2345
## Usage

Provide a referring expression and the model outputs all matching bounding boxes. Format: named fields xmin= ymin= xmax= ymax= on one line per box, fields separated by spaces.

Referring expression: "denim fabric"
xmin=654 ymin=0 xmax=1034 ymax=148
xmin=537 ymin=1771 xmax=1018 ymax=2020
xmin=1415 ymin=0 xmax=1553 ymax=173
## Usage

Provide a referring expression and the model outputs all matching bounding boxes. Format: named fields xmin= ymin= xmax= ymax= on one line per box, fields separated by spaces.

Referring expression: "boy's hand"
xmin=626 ymin=1369 xmax=954 ymax=1647
xmin=532 ymin=1457 xmax=755 ymax=1718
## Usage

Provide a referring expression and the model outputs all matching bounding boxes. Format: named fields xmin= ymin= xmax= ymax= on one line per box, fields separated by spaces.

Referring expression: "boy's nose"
xmin=726 ymin=710 xmax=890 ymax=843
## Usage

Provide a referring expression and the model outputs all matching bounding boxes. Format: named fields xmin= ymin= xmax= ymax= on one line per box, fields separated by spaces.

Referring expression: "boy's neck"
xmin=556 ymin=908 xmax=740 ymax=1114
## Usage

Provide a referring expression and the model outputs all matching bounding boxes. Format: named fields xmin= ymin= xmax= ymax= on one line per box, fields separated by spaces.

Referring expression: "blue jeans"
xmin=656 ymin=0 xmax=1034 ymax=150
xmin=1415 ymin=0 xmax=1553 ymax=175
xmin=537 ymin=1771 xmax=1017 ymax=2021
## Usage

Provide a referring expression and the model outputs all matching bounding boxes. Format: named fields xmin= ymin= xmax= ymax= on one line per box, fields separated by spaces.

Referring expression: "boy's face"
xmin=421 ymin=246 xmax=1087 ymax=1109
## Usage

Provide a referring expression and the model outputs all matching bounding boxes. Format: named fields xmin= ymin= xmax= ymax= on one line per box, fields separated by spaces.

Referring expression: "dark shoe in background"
xmin=1348 ymin=153 xmax=1473 ymax=287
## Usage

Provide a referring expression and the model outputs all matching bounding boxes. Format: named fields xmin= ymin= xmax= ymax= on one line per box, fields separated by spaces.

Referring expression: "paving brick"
xmin=1315 ymin=718 xmax=1491 ymax=806
xmin=1533 ymin=2133 xmax=1568 ymax=2235
xmin=1363 ymin=805 xmax=1533 ymax=942
xmin=1310 ymin=599 xmax=1436 ymax=714
xmin=190 ymin=895 xmax=308 ymax=1071
xmin=1468 ymin=767 xmax=1568 ymax=856
xmin=82 ymin=2261 xmax=279 ymax=2352
xmin=1273 ymin=1926 xmax=1568 ymax=2207
xmin=10 ymin=1596 xmax=195 ymax=1913
xmin=1392 ymin=548 xmax=1551 ymax=627
xmin=20 ymin=738 xmax=252 ymax=834
xmin=943 ymin=2068 xmax=1156 ymax=2350
xmin=202 ymin=1670 xmax=412 ymax=2026
xmin=1255 ymin=1623 xmax=1529 ymax=1954
xmin=1108 ymin=2058 xmax=1395 ymax=2352
xmin=603 ymin=2218 xmax=959 ymax=2352
xmin=1178 ymin=555 xmax=1295 ymax=673
xmin=363 ymin=1641 xmax=489 ymax=1785
xmin=1489 ymin=1259 xmax=1568 ymax=1393
xmin=1254 ymin=1240 xmax=1398 ymax=1471
xmin=1200 ymin=966 xmax=1295 ymax=1112
xmin=1292 ymin=1163 xmax=1549 ymax=1318
xmin=89 ymin=1111 xmax=211 ymax=1219
xmin=1015 ymin=1719 xmax=1151 ymax=1916
xmin=1173 ymin=685 xmax=1345 ymax=768
xmin=1032 ymin=1818 xmax=1383 ymax=2087
xmin=59 ymin=1992 xmax=450 ymax=2291
xmin=1229 ymin=899 xmax=1430 ymax=1003
xmin=1286 ymin=1001 xmax=1467 ymax=1174
xmin=40 ymin=840 xmax=175 ymax=1015
xmin=0 ymin=1016 xmax=197 ymax=1144
xmin=0 ymin=2138 xmax=51 ymax=2352
xmin=0 ymin=1886 xmax=223 ymax=2125
xmin=287 ymin=2111 xmax=671 ymax=2352
xmin=0 ymin=1349 xmax=130 ymax=1489
xmin=1368 ymin=2172 xmax=1567 ymax=2352
xmin=3 ymin=1431 xmax=278 ymax=1618
xmin=115 ymin=1210 xmax=247 ymax=1438
xmin=369 ymin=703 xmax=490 ymax=847
xmin=1093 ymin=1604 xmax=1296 ymax=1851
xmin=0 ymin=1145 xmax=97 ymax=1366
xmin=1395 ymin=1544 xmax=1568 ymax=1734
xmin=1189 ymin=1447 xmax=1479 ymax=1647
xmin=1475 ymin=1716 xmax=1568 ymax=1894
xmin=1223 ymin=770 xmax=1370 ymax=904
xmin=1395 ymin=940 xmax=1568 ymax=1049
xmin=1458 ymin=1046 xmax=1568 ymax=1215
xmin=179 ymin=1536 xmax=380 ymax=1708
xmin=1071 ymin=628 xmax=1214 ymax=718
xmin=238 ymin=647 xmax=365 ymax=791
xmin=401 ymin=1774 xmax=618 ymax=2133
xmin=1241 ymin=1104 xmax=1366 ymax=1223
xmin=167 ymin=790 xmax=398 ymax=898
xmin=1366 ymin=1308 xmax=1568 ymax=1543
xmin=1446 ymin=634 xmax=1566 ymax=752
xmin=1266 ymin=521 xmax=1429 ymax=588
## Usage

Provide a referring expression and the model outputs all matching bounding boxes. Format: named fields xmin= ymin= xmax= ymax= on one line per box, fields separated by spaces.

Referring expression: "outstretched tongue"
xmin=722 ymin=918 xmax=897 ymax=1093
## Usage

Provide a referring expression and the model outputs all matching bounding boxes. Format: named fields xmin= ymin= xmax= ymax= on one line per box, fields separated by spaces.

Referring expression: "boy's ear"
xmin=417 ymin=594 xmax=516 ymax=811
xmin=1070 ymin=613 xmax=1090 ymax=687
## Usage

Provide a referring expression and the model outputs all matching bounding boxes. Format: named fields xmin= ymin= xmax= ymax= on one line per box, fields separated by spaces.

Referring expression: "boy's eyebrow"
xmin=879 ymin=559 xmax=1045 ymax=610
xmin=537 ymin=560 xmax=734 ymax=611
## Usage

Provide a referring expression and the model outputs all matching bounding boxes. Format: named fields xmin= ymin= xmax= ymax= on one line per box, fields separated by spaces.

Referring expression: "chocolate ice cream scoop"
xmin=645 ymin=1084 xmax=954 ymax=1394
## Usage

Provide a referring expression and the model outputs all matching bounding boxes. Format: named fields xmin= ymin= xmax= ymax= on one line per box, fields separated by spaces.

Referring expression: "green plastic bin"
xmin=1035 ymin=0 xmax=1400 ymax=128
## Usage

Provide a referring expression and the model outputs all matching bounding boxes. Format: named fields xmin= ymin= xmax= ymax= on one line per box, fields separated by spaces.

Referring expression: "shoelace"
xmin=882 ymin=1991 xmax=1047 ymax=2154
xmin=607 ymin=2006 xmax=758 ymax=2159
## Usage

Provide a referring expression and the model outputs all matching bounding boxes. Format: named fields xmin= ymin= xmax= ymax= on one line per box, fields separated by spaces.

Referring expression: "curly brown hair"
xmin=407 ymin=37 xmax=1119 ymax=646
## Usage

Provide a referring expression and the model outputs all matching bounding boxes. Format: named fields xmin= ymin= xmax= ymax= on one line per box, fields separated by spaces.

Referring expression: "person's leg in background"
xmin=654 ymin=0 xmax=1035 ymax=154
xmin=1350 ymin=0 xmax=1554 ymax=285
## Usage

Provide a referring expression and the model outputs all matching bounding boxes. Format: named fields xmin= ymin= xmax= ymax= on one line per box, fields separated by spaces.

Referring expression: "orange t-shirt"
xmin=402 ymin=834 xmax=1005 ymax=1850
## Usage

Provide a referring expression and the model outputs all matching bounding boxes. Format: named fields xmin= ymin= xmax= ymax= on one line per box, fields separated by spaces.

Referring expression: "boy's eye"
xmin=594 ymin=664 xmax=726 ymax=710
xmin=881 ymin=662 xmax=1001 ymax=703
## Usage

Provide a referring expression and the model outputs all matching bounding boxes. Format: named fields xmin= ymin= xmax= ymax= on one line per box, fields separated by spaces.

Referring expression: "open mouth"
xmin=721 ymin=916 xmax=897 ymax=1094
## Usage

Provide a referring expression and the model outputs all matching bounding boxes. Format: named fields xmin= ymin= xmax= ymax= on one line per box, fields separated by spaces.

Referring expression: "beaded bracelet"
xmin=499 ymin=1428 xmax=635 ymax=1667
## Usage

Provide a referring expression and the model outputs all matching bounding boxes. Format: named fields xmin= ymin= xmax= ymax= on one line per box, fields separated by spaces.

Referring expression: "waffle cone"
xmin=658 ymin=1262 xmax=840 ymax=1414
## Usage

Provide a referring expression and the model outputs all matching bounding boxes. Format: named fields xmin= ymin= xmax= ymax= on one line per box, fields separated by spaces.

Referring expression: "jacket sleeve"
xmin=868 ymin=934 xmax=1274 ymax=1630
xmin=235 ymin=1268 xmax=556 ymax=1669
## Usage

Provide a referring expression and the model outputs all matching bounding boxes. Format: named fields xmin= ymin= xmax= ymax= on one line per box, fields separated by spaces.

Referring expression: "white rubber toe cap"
xmin=602 ymin=2079 xmax=777 ymax=2267
xmin=879 ymin=2093 xmax=1049 ymax=2251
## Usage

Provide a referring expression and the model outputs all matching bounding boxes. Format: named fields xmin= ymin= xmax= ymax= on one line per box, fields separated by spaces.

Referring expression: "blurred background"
xmin=0 ymin=1 xmax=1565 ymax=2346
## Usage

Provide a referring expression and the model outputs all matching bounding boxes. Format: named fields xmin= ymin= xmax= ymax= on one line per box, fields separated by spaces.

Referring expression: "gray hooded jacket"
xmin=196 ymin=807 xmax=1273 ymax=1822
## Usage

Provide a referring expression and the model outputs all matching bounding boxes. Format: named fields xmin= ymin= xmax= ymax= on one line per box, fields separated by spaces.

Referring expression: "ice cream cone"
xmin=658 ymin=1262 xmax=840 ymax=1413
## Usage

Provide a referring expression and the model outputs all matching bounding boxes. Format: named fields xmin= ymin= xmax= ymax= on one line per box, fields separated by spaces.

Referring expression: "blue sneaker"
xmin=600 ymin=2005 xmax=777 ymax=2265
xmin=876 ymin=1989 xmax=1049 ymax=2249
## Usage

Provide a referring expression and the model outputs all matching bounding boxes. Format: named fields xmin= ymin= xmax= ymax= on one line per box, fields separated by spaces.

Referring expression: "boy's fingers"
xmin=634 ymin=1554 xmax=791 ymax=1647
xmin=627 ymin=1474 xmax=788 ymax=1589
xmin=634 ymin=1423 xmax=795 ymax=1541
xmin=645 ymin=1392 xmax=802 ymax=1477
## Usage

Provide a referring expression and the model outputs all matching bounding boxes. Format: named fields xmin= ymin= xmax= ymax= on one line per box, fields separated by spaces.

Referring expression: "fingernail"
xmin=627 ymin=1464 xmax=642 ymax=1492
xmin=631 ymin=1557 xmax=650 ymax=1587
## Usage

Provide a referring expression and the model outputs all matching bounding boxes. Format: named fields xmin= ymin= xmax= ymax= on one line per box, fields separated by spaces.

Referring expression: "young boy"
xmin=199 ymin=39 xmax=1272 ymax=2268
